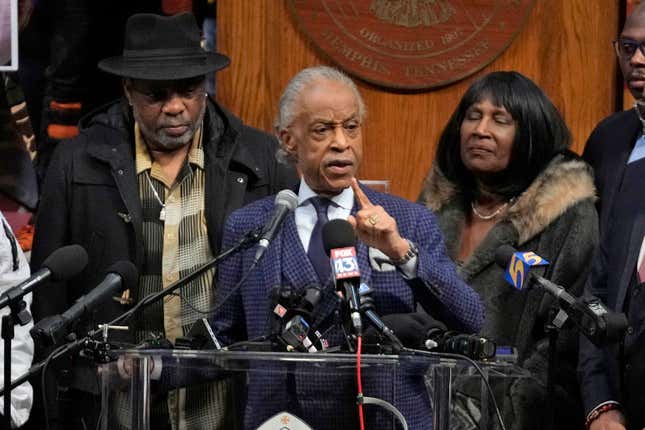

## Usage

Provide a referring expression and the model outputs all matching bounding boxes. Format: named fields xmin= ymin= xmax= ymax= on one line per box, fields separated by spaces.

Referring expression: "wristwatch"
xmin=391 ymin=239 xmax=418 ymax=266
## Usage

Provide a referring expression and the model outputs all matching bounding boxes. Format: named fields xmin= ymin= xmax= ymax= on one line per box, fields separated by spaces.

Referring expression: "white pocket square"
xmin=368 ymin=247 xmax=396 ymax=272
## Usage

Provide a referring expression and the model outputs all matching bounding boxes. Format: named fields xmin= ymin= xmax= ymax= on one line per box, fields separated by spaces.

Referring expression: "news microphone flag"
xmin=503 ymin=251 xmax=549 ymax=290
xmin=330 ymin=247 xmax=360 ymax=280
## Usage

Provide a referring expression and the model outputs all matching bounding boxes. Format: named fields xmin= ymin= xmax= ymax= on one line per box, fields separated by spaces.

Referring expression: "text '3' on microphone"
xmin=495 ymin=244 xmax=628 ymax=346
xmin=322 ymin=219 xmax=363 ymax=335
xmin=31 ymin=260 xmax=139 ymax=347
xmin=0 ymin=244 xmax=88 ymax=310
xmin=254 ymin=189 xmax=298 ymax=263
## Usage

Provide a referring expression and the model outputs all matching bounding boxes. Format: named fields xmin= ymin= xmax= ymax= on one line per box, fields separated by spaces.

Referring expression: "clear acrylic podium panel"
xmin=98 ymin=350 xmax=532 ymax=430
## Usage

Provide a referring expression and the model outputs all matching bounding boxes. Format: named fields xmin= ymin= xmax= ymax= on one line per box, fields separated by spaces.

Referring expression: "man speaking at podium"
xmin=212 ymin=66 xmax=484 ymax=428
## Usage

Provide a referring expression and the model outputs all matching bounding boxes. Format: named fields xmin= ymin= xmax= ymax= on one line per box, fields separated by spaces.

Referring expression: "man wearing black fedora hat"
xmin=28 ymin=12 xmax=296 ymax=430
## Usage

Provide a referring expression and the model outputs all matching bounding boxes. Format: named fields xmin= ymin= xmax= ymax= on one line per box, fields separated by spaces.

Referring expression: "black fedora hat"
xmin=98 ymin=13 xmax=230 ymax=80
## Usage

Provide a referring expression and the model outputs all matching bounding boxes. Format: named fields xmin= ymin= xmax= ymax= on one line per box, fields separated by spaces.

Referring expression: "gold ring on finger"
xmin=368 ymin=214 xmax=379 ymax=226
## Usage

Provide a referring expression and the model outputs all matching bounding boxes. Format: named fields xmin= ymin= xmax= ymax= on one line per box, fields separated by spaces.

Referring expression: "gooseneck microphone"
xmin=31 ymin=260 xmax=139 ymax=347
xmin=0 ymin=244 xmax=88 ymax=310
xmin=495 ymin=245 xmax=628 ymax=346
xmin=254 ymin=189 xmax=298 ymax=263
xmin=358 ymin=284 xmax=403 ymax=351
xmin=495 ymin=245 xmax=574 ymax=304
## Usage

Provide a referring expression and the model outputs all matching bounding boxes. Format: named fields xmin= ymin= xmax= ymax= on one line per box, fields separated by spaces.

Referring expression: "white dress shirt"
xmin=295 ymin=180 xmax=354 ymax=251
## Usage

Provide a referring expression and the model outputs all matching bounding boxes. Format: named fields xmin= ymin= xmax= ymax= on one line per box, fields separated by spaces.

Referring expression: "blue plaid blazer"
xmin=212 ymin=183 xmax=484 ymax=429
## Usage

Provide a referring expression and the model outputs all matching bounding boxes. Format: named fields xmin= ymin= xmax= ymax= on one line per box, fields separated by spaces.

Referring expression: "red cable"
xmin=357 ymin=335 xmax=365 ymax=430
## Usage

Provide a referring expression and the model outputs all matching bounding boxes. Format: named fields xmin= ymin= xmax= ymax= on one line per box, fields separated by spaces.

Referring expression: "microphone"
xmin=323 ymin=219 xmax=363 ymax=336
xmin=495 ymin=245 xmax=628 ymax=346
xmin=270 ymin=285 xmax=321 ymax=352
xmin=373 ymin=312 xmax=496 ymax=360
xmin=0 ymin=244 xmax=88 ymax=310
xmin=427 ymin=331 xmax=497 ymax=361
xmin=31 ymin=260 xmax=138 ymax=347
xmin=368 ymin=312 xmax=444 ymax=348
xmin=282 ymin=316 xmax=318 ymax=353
xmin=358 ymin=284 xmax=403 ymax=351
xmin=175 ymin=318 xmax=222 ymax=350
xmin=254 ymin=189 xmax=298 ymax=263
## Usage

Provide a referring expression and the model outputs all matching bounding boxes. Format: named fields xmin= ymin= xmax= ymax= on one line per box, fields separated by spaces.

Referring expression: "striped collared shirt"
xmin=134 ymin=121 xmax=214 ymax=344
xmin=133 ymin=122 xmax=226 ymax=429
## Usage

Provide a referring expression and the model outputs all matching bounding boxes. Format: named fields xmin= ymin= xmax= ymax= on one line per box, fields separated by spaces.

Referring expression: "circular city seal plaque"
xmin=287 ymin=0 xmax=535 ymax=90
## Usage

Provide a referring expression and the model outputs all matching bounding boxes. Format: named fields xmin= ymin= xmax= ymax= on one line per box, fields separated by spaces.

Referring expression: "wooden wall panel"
xmin=216 ymin=1 xmax=619 ymax=201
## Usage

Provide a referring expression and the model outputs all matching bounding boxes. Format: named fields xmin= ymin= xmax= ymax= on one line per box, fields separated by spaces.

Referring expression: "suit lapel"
xmin=601 ymin=114 xmax=640 ymax=229
xmin=280 ymin=214 xmax=340 ymax=327
xmin=280 ymin=213 xmax=319 ymax=288
xmin=617 ymin=211 xmax=645 ymax=310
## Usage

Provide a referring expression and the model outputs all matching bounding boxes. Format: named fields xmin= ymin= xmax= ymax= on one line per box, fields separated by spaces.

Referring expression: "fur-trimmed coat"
xmin=418 ymin=153 xmax=598 ymax=430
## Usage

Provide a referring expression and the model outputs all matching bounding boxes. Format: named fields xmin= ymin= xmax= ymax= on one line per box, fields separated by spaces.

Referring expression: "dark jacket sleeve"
xmin=577 ymin=240 xmax=617 ymax=414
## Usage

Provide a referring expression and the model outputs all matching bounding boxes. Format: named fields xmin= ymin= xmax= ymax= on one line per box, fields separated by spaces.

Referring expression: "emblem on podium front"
xmin=256 ymin=412 xmax=314 ymax=430
xmin=288 ymin=0 xmax=534 ymax=89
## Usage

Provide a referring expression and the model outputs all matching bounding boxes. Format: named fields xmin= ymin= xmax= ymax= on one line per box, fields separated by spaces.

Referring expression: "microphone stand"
xmin=544 ymin=307 xmax=568 ymax=430
xmin=91 ymin=227 xmax=261 ymax=338
xmin=0 ymin=286 xmax=31 ymax=429
xmin=541 ymin=297 xmax=626 ymax=430
xmin=0 ymin=227 xmax=262 ymax=408
xmin=0 ymin=338 xmax=85 ymax=397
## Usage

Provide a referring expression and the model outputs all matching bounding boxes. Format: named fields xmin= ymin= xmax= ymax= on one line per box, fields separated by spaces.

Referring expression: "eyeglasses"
xmin=613 ymin=38 xmax=645 ymax=60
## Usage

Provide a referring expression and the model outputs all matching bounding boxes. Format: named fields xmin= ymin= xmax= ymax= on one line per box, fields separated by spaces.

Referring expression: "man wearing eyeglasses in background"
xmin=583 ymin=3 xmax=645 ymax=233
xmin=579 ymin=3 xmax=645 ymax=430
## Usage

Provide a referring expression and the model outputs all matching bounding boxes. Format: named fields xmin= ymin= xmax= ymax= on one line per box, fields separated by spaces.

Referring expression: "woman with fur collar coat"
xmin=418 ymin=72 xmax=598 ymax=430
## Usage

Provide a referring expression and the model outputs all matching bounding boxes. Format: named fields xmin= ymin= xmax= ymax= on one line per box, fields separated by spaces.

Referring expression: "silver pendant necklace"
xmin=145 ymin=172 xmax=166 ymax=221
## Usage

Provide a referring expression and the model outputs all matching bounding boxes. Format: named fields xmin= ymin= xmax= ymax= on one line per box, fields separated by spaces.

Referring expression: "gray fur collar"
xmin=419 ymin=154 xmax=596 ymax=244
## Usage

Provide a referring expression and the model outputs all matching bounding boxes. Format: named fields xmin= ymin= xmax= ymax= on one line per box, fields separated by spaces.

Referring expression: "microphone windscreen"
xmin=42 ymin=244 xmax=88 ymax=282
xmin=322 ymin=219 xmax=356 ymax=256
xmin=378 ymin=312 xmax=448 ymax=348
xmin=301 ymin=286 xmax=322 ymax=309
xmin=274 ymin=189 xmax=298 ymax=210
xmin=106 ymin=260 xmax=139 ymax=290
xmin=494 ymin=244 xmax=517 ymax=269
xmin=604 ymin=311 xmax=629 ymax=343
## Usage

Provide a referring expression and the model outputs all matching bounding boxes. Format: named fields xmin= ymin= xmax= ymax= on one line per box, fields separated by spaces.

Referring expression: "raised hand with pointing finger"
xmin=347 ymin=178 xmax=411 ymax=263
